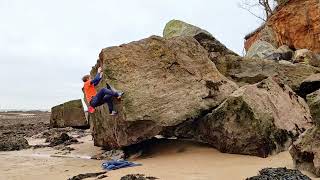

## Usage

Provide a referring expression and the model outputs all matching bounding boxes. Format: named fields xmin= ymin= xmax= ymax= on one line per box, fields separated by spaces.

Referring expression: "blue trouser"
xmin=90 ymin=87 xmax=119 ymax=113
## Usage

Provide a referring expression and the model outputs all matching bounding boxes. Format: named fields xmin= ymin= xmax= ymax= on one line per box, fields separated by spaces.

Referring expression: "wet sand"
xmin=0 ymin=112 xmax=317 ymax=180
xmin=0 ymin=135 xmax=318 ymax=180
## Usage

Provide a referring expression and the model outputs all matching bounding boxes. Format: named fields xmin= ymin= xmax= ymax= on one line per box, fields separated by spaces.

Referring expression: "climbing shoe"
xmin=88 ymin=106 xmax=95 ymax=113
xmin=110 ymin=111 xmax=118 ymax=116
xmin=117 ymin=92 xmax=124 ymax=99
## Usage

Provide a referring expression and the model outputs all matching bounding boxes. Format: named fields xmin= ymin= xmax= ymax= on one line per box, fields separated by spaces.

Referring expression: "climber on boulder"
xmin=82 ymin=67 xmax=124 ymax=115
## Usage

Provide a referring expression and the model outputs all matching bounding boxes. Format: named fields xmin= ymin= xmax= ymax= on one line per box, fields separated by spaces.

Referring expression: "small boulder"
xmin=163 ymin=19 xmax=211 ymax=39
xmin=196 ymin=77 xmax=312 ymax=157
xmin=50 ymin=99 xmax=88 ymax=128
xmin=290 ymin=126 xmax=320 ymax=177
xmin=293 ymin=49 xmax=320 ymax=67
xmin=307 ymin=90 xmax=320 ymax=124
xmin=0 ymin=135 xmax=29 ymax=151
xmin=245 ymin=40 xmax=277 ymax=59
xmin=163 ymin=19 xmax=237 ymax=56
xmin=120 ymin=174 xmax=158 ymax=180
xmin=46 ymin=132 xmax=78 ymax=147
xmin=264 ymin=45 xmax=294 ymax=61
xmin=68 ymin=172 xmax=107 ymax=180
xmin=246 ymin=167 xmax=311 ymax=180
xmin=298 ymin=74 xmax=320 ymax=98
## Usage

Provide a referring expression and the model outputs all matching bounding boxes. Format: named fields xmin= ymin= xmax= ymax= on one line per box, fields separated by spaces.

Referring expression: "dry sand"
xmin=0 ymin=135 xmax=319 ymax=180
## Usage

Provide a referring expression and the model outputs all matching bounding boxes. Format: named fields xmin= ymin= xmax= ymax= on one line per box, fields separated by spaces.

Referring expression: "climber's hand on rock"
xmin=97 ymin=67 xmax=102 ymax=73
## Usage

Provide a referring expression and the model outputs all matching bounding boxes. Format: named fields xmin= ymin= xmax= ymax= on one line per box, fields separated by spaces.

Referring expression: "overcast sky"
xmin=0 ymin=0 xmax=263 ymax=110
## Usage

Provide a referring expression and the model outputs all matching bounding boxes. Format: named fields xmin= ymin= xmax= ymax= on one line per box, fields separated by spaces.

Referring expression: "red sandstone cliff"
xmin=245 ymin=0 xmax=320 ymax=53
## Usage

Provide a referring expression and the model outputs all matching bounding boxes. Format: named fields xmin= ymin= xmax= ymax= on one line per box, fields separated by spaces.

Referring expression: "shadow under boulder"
xmin=298 ymin=74 xmax=320 ymax=98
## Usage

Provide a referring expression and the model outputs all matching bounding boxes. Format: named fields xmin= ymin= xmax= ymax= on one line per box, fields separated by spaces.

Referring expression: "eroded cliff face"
xmin=245 ymin=0 xmax=320 ymax=53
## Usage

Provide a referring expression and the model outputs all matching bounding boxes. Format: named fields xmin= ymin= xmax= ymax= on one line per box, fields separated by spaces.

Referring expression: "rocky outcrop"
xmin=68 ymin=172 xmax=107 ymax=180
xmin=46 ymin=132 xmax=78 ymax=147
xmin=90 ymin=36 xmax=238 ymax=149
xmin=163 ymin=19 xmax=237 ymax=57
xmin=195 ymin=77 xmax=312 ymax=157
xmin=307 ymin=90 xmax=320 ymax=124
xmin=0 ymin=135 xmax=29 ymax=151
xmin=50 ymin=99 xmax=88 ymax=128
xmin=246 ymin=168 xmax=311 ymax=180
xmin=213 ymin=55 xmax=320 ymax=91
xmin=290 ymin=126 xmax=320 ymax=177
xmin=298 ymin=74 xmax=320 ymax=98
xmin=245 ymin=0 xmax=320 ymax=53
xmin=121 ymin=174 xmax=158 ymax=180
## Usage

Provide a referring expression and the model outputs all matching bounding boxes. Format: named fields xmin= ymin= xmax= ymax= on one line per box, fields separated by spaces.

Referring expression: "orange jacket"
xmin=83 ymin=80 xmax=96 ymax=103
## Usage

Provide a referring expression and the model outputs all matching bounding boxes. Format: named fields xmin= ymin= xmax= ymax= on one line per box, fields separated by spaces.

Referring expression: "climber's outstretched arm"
xmin=91 ymin=67 xmax=103 ymax=86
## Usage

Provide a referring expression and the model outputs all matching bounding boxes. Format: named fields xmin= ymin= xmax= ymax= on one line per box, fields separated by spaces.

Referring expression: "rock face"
xmin=50 ymin=99 xmax=88 ymax=128
xmin=213 ymin=55 xmax=320 ymax=91
xmin=163 ymin=19 xmax=237 ymax=57
xmin=0 ymin=136 xmax=29 ymax=151
xmin=196 ymin=77 xmax=312 ymax=157
xmin=298 ymin=74 xmax=320 ymax=98
xmin=245 ymin=0 xmax=320 ymax=53
xmin=307 ymin=90 xmax=320 ymax=124
xmin=90 ymin=36 xmax=238 ymax=149
xmin=290 ymin=126 xmax=320 ymax=177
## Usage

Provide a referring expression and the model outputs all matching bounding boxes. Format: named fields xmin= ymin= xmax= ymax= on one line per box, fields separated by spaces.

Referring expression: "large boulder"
xmin=307 ymin=90 xmax=320 ymax=124
xmin=213 ymin=55 xmax=320 ymax=91
xmin=245 ymin=40 xmax=277 ymax=59
xmin=163 ymin=19 xmax=237 ymax=57
xmin=298 ymin=74 xmax=320 ymax=98
xmin=90 ymin=36 xmax=238 ymax=149
xmin=245 ymin=0 xmax=320 ymax=53
xmin=290 ymin=126 xmax=320 ymax=177
xmin=50 ymin=99 xmax=88 ymax=128
xmin=196 ymin=77 xmax=312 ymax=157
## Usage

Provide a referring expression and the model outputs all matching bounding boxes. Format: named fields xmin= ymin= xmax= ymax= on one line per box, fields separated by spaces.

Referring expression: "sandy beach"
xmin=0 ymin=111 xmax=318 ymax=180
xmin=0 ymin=134 xmax=318 ymax=180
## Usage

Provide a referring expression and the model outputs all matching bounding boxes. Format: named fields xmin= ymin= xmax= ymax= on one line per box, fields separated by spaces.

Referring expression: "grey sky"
xmin=0 ymin=0 xmax=262 ymax=110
